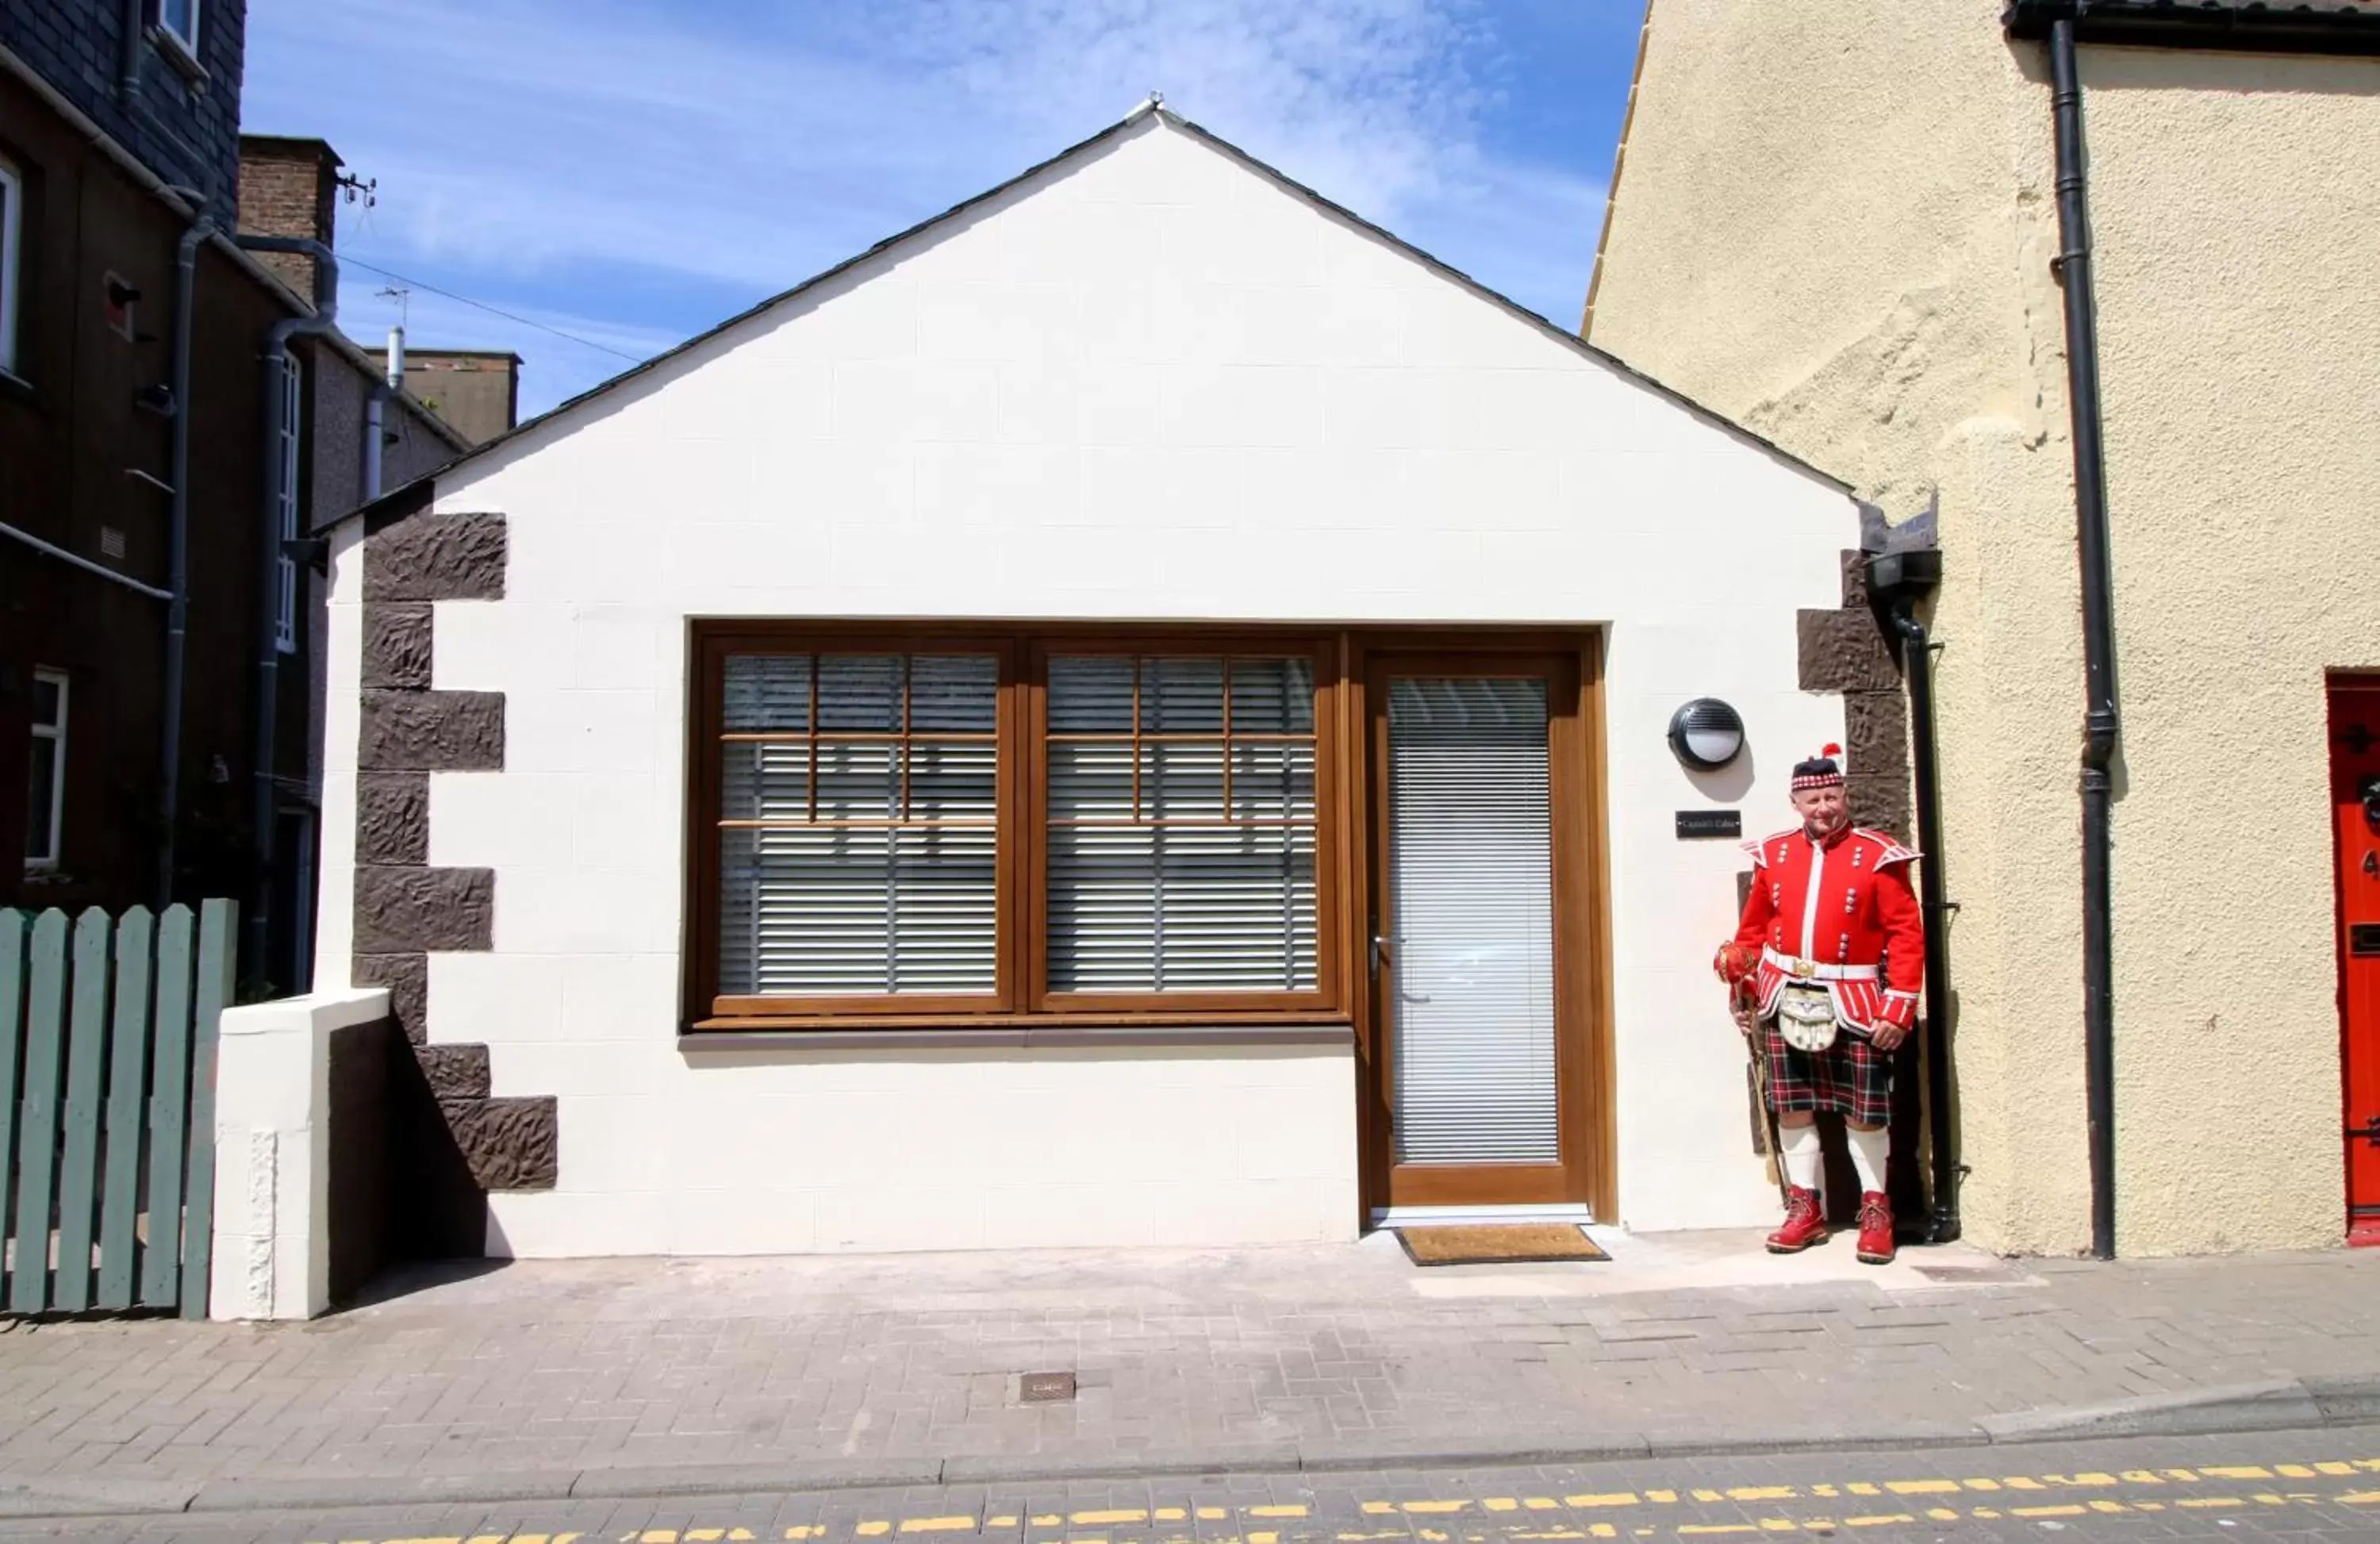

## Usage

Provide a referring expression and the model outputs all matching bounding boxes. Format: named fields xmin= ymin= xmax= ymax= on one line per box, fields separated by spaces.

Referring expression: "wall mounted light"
xmin=1668 ymin=698 xmax=1745 ymax=771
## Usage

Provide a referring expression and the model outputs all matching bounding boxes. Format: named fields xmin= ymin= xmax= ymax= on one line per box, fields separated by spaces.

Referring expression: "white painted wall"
xmin=323 ymin=113 xmax=1860 ymax=1254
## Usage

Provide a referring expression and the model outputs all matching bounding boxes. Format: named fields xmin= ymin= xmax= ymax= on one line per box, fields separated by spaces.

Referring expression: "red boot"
xmin=1766 ymin=1186 xmax=1827 ymax=1254
xmin=1856 ymin=1192 xmax=1896 ymax=1265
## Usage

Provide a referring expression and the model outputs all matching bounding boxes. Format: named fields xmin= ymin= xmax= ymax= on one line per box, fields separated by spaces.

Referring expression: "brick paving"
xmin=0 ymin=1230 xmax=2375 ymax=1494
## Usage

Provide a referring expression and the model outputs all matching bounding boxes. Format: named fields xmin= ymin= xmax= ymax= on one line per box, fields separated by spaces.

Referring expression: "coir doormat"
xmin=1395 ymin=1223 xmax=1608 ymax=1266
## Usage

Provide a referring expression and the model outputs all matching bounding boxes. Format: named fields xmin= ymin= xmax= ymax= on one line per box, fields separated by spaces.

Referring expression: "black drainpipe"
xmin=232 ymin=234 xmax=340 ymax=993
xmin=1891 ymin=596 xmax=1960 ymax=1242
xmin=155 ymin=204 xmax=210 ymax=908
xmin=1870 ymin=543 xmax=1960 ymax=1242
xmin=116 ymin=0 xmax=146 ymax=99
xmin=2044 ymin=17 xmax=2124 ymax=1261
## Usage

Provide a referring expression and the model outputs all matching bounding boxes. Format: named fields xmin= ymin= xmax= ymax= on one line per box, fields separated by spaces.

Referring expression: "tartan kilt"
xmin=1761 ymin=1018 xmax=1893 ymax=1126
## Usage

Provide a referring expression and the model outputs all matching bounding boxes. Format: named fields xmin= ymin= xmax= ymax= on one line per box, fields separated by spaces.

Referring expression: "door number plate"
xmin=2354 ymin=923 xmax=2380 ymax=957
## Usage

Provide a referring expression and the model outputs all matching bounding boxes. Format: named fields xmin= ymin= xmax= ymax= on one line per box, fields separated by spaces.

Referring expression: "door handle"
xmin=1373 ymin=935 xmax=1432 ymax=1002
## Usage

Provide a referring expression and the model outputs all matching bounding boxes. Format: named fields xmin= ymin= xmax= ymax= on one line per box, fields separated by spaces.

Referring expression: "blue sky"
xmin=241 ymin=0 xmax=1647 ymax=419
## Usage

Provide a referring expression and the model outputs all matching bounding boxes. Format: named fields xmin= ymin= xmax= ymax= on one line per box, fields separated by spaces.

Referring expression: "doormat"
xmin=1395 ymin=1224 xmax=1608 ymax=1266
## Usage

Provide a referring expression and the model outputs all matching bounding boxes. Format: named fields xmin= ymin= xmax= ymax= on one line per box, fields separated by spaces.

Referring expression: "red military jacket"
xmin=1732 ymin=825 xmax=1925 ymax=1034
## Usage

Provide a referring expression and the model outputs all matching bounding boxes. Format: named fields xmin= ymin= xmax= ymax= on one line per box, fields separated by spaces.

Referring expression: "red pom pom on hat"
xmin=1822 ymin=743 xmax=1841 ymax=758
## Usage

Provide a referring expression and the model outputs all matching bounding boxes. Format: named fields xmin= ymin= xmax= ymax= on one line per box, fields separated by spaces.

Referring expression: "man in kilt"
xmin=1714 ymin=744 xmax=1922 ymax=1264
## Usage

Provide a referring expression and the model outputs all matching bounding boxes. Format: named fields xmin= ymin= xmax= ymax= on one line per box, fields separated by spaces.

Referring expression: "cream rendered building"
xmin=1587 ymin=0 xmax=2380 ymax=1256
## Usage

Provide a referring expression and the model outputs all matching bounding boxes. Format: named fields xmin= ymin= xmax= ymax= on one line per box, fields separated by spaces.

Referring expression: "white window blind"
xmin=717 ymin=653 xmax=999 ymax=997
xmin=1386 ymin=677 xmax=1558 ymax=1165
xmin=1045 ymin=655 xmax=1318 ymax=994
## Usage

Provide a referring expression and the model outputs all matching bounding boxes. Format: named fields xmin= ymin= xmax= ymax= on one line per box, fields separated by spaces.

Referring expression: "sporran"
xmin=1775 ymin=982 xmax=1840 ymax=1053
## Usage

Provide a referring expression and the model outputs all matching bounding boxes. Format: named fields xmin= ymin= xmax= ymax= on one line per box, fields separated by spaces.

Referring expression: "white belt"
xmin=1762 ymin=947 xmax=1878 ymax=983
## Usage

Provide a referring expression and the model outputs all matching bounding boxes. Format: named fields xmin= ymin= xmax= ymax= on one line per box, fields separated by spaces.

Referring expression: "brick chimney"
xmin=237 ymin=136 xmax=343 ymax=305
xmin=371 ymin=349 xmax=524 ymax=447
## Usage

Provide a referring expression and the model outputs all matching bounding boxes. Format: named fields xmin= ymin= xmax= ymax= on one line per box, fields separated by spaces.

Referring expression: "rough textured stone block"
xmin=359 ymin=690 xmax=505 ymax=771
xmin=1798 ymin=608 xmax=1902 ymax=695
xmin=354 ymin=866 xmax=494 ymax=955
xmin=355 ymin=774 xmax=429 ymax=866
xmin=1839 ymin=547 xmax=1873 ymax=609
xmin=415 ymin=1043 xmax=491 ymax=1101
xmin=364 ymin=513 xmax=507 ymax=601
xmin=361 ymin=603 xmax=433 ymax=690
xmin=1845 ymin=693 xmax=1914 ymax=843
xmin=355 ymin=953 xmax=429 ymax=1044
xmin=442 ymin=1095 xmax=559 ymax=1190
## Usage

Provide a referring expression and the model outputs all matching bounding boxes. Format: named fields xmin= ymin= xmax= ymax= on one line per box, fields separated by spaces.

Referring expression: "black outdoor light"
xmin=1668 ymin=697 xmax=1745 ymax=771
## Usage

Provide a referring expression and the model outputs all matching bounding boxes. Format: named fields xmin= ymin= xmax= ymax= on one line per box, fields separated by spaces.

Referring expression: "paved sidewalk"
xmin=2 ymin=1230 xmax=2377 ymax=1512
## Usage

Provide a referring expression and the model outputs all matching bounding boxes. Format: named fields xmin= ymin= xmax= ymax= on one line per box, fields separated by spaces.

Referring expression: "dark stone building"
xmin=0 ymin=2 xmax=463 ymax=997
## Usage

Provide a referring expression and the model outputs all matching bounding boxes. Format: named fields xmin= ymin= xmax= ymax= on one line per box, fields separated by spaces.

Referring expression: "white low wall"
xmin=209 ymin=987 xmax=390 ymax=1320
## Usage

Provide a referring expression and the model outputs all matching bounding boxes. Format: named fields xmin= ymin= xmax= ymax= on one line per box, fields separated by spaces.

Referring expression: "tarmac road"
xmin=4 ymin=1426 xmax=2378 ymax=1544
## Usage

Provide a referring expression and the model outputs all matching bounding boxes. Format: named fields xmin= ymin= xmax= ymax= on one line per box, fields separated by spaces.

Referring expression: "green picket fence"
xmin=0 ymin=901 xmax=233 ymax=1319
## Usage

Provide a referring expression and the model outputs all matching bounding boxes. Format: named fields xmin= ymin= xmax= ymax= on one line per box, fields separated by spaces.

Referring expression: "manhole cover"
xmin=1019 ymin=1371 xmax=1077 ymax=1403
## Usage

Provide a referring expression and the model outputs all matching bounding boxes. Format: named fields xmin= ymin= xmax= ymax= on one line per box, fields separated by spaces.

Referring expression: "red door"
xmin=2333 ymin=682 xmax=2380 ymax=1246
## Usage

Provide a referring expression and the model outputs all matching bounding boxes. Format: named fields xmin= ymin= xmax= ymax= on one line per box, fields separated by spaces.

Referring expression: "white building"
xmin=314 ymin=105 xmax=1880 ymax=1260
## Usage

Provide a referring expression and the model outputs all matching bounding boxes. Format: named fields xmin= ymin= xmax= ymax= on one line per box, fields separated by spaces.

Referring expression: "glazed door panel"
xmin=1367 ymin=653 xmax=1597 ymax=1209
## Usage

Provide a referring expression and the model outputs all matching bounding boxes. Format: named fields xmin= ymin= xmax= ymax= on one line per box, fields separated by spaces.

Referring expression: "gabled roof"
xmin=347 ymin=103 xmax=1850 ymax=527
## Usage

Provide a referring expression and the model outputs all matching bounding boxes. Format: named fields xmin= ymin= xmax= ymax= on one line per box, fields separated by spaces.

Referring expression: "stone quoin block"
xmin=1839 ymin=547 xmax=1874 ymax=609
xmin=441 ymin=1096 xmax=559 ymax=1190
xmin=355 ymin=774 xmax=430 ymax=866
xmin=416 ymin=1043 xmax=492 ymax=1101
xmin=353 ymin=866 xmax=495 ymax=955
xmin=1844 ymin=693 xmax=1914 ymax=843
xmin=1797 ymin=608 xmax=1902 ymax=696
xmin=363 ymin=512 xmax=508 ymax=601
xmin=359 ymin=690 xmax=505 ymax=772
xmin=354 ymin=953 xmax=429 ymax=1044
xmin=361 ymin=603 xmax=433 ymax=690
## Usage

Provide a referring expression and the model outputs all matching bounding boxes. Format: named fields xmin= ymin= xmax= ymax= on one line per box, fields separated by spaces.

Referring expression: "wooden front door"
xmin=1365 ymin=650 xmax=1603 ymax=1211
xmin=2333 ymin=681 xmax=2380 ymax=1246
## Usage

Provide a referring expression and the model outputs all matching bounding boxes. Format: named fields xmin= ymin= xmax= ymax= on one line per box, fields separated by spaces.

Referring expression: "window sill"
xmin=681 ymin=1014 xmax=1353 ymax=1052
xmin=148 ymin=26 xmax=209 ymax=86
xmin=0 ymin=365 xmax=32 ymax=402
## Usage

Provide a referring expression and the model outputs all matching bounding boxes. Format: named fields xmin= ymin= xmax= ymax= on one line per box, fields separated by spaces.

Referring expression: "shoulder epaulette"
xmin=1852 ymin=828 xmax=1921 ymax=866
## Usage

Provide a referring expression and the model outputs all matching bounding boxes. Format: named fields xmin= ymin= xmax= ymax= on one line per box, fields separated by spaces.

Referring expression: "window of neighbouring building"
xmin=274 ymin=355 xmax=301 ymax=653
xmin=690 ymin=628 xmax=1340 ymax=1026
xmin=25 ymin=669 xmax=66 ymax=870
xmin=0 ymin=153 xmax=22 ymax=377
xmin=155 ymin=0 xmax=201 ymax=56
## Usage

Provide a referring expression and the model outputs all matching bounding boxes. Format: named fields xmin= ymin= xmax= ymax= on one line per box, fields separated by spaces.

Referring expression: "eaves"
xmin=2005 ymin=0 xmax=2380 ymax=55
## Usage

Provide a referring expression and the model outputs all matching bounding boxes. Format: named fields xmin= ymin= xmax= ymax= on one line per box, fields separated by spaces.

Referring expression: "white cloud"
xmin=245 ymin=0 xmax=1603 ymax=417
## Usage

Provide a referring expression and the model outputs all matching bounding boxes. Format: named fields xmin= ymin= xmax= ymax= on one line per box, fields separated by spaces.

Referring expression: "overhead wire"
xmin=335 ymin=254 xmax=646 ymax=362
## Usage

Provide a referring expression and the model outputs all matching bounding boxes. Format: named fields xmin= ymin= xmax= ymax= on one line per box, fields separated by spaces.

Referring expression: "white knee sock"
xmin=1847 ymin=1124 xmax=1890 ymax=1195
xmin=1779 ymin=1122 xmax=1823 ymax=1190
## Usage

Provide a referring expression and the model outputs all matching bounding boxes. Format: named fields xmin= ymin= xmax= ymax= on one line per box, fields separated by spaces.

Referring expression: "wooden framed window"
xmin=698 ymin=635 xmax=1015 ymax=1018
xmin=1032 ymin=643 xmax=1334 ymax=1011
xmin=688 ymin=627 xmax=1339 ymax=1028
